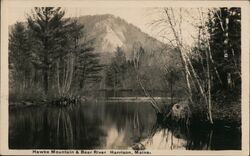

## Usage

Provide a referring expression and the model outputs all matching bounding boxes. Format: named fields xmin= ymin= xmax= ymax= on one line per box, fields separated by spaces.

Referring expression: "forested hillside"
xmin=9 ymin=8 xmax=185 ymax=102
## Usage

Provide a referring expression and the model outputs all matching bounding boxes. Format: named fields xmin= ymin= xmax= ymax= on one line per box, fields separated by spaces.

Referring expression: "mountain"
xmin=9 ymin=13 xmax=185 ymax=92
xmin=76 ymin=14 xmax=172 ymax=64
xmin=9 ymin=14 xmax=181 ymax=66
xmin=75 ymin=14 xmax=185 ymax=91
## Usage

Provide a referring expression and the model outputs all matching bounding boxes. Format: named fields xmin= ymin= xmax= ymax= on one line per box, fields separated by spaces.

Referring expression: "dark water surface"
xmin=9 ymin=100 xmax=241 ymax=150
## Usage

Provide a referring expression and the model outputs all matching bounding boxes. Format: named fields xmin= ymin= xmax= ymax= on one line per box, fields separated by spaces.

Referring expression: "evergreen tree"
xmin=105 ymin=47 xmax=126 ymax=89
xmin=27 ymin=7 xmax=72 ymax=94
xmin=207 ymin=8 xmax=241 ymax=101
xmin=9 ymin=7 xmax=104 ymax=101
xmin=9 ymin=22 xmax=33 ymax=89
xmin=77 ymin=48 xmax=104 ymax=89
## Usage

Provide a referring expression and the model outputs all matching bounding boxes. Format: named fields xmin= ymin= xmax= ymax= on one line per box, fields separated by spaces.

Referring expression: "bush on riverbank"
xmin=160 ymin=95 xmax=241 ymax=128
xmin=9 ymin=85 xmax=46 ymax=103
xmin=212 ymin=101 xmax=241 ymax=126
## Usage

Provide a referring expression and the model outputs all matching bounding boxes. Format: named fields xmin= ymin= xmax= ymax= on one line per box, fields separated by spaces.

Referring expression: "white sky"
xmin=8 ymin=7 xmax=205 ymax=46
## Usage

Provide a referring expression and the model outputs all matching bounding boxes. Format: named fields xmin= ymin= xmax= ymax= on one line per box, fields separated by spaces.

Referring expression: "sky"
xmin=8 ymin=7 xmax=163 ymax=39
xmin=7 ymin=7 xmax=204 ymax=46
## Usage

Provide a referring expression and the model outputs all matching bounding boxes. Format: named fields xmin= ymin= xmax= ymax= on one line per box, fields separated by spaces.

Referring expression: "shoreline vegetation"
xmin=9 ymin=6 xmax=241 ymax=147
xmin=9 ymin=94 xmax=241 ymax=129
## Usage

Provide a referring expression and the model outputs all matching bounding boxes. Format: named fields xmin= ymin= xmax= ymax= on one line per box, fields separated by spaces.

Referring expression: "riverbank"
xmin=9 ymin=100 xmax=241 ymax=150
xmin=212 ymin=101 xmax=241 ymax=127
xmin=9 ymin=98 xmax=241 ymax=129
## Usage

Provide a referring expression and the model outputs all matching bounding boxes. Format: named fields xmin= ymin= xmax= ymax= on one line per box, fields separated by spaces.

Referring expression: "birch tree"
xmin=155 ymin=8 xmax=214 ymax=124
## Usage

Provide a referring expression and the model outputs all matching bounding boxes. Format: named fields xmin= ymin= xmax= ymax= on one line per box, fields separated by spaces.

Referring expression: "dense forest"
xmin=9 ymin=7 xmax=241 ymax=127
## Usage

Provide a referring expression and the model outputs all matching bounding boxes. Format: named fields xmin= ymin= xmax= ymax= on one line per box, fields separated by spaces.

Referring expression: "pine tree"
xmin=9 ymin=22 xmax=33 ymax=90
xmin=76 ymin=48 xmax=104 ymax=89
xmin=105 ymin=47 xmax=126 ymax=89
xmin=27 ymin=7 xmax=71 ymax=94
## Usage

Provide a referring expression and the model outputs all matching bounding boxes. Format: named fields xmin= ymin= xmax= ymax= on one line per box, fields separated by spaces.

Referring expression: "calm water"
xmin=9 ymin=100 xmax=241 ymax=150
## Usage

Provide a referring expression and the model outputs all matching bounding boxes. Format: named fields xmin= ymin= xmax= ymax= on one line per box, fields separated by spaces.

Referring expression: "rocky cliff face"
xmin=76 ymin=14 xmax=169 ymax=62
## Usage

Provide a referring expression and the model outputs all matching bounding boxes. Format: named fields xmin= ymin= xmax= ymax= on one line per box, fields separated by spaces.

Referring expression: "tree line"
xmin=9 ymin=7 xmax=103 ymax=101
xmin=152 ymin=7 xmax=241 ymax=124
xmin=9 ymin=7 xmax=182 ymax=102
xmin=9 ymin=7 xmax=241 ymax=126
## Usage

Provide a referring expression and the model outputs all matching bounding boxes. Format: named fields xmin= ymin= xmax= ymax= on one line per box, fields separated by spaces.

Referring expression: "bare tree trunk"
xmin=206 ymin=46 xmax=213 ymax=124
xmin=43 ymin=68 xmax=49 ymax=95
xmin=197 ymin=9 xmax=217 ymax=124
xmin=65 ymin=52 xmax=74 ymax=93
xmin=136 ymin=75 xmax=162 ymax=113
xmin=186 ymin=57 xmax=206 ymax=97
xmin=170 ymin=77 xmax=173 ymax=105
xmin=56 ymin=60 xmax=62 ymax=96
xmin=213 ymin=8 xmax=241 ymax=79
xmin=56 ymin=52 xmax=75 ymax=97
xmin=164 ymin=11 xmax=218 ymax=125
xmin=186 ymin=48 xmax=214 ymax=124
xmin=164 ymin=8 xmax=214 ymax=124
xmin=132 ymin=47 xmax=162 ymax=114
xmin=206 ymin=40 xmax=223 ymax=84
xmin=61 ymin=58 xmax=67 ymax=96
xmin=164 ymin=8 xmax=193 ymax=100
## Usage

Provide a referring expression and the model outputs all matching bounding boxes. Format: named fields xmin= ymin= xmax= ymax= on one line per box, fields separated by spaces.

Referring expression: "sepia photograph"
xmin=1 ymin=0 xmax=249 ymax=155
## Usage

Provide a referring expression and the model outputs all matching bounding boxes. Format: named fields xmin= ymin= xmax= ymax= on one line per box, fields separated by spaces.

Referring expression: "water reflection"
xmin=9 ymin=101 xmax=241 ymax=150
xmin=139 ymin=123 xmax=210 ymax=150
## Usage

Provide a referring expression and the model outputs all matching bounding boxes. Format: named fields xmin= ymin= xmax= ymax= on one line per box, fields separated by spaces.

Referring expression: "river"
xmin=9 ymin=97 xmax=241 ymax=150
